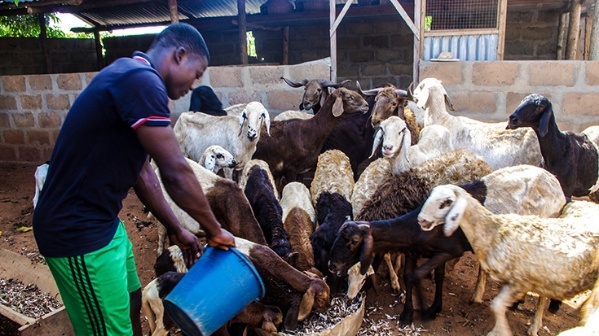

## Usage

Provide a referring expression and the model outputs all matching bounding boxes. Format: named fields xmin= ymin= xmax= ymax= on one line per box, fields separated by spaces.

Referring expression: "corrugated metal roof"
xmin=0 ymin=0 xmax=580 ymax=31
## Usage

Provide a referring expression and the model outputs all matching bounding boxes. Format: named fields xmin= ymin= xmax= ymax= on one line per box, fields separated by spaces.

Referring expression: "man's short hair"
xmin=149 ymin=23 xmax=210 ymax=62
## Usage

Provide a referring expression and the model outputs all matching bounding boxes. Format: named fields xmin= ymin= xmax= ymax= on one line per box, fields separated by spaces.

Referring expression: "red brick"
xmin=38 ymin=112 xmax=63 ymax=128
xmin=12 ymin=113 xmax=35 ymax=128
xmin=20 ymin=95 xmax=42 ymax=110
xmin=17 ymin=146 xmax=42 ymax=162
xmin=46 ymin=94 xmax=71 ymax=110
xmin=0 ymin=95 xmax=17 ymax=110
xmin=26 ymin=130 xmax=51 ymax=145
xmin=28 ymin=75 xmax=53 ymax=91
xmin=57 ymin=73 xmax=83 ymax=91
xmin=1 ymin=76 xmax=26 ymax=92
xmin=0 ymin=113 xmax=9 ymax=128
xmin=3 ymin=130 xmax=25 ymax=144
xmin=0 ymin=146 xmax=17 ymax=161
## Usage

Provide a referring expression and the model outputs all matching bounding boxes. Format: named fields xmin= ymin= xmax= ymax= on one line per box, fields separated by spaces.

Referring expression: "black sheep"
xmin=188 ymin=85 xmax=227 ymax=115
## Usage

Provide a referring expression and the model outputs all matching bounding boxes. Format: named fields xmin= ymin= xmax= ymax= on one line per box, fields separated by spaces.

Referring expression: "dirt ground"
xmin=0 ymin=163 xmax=584 ymax=336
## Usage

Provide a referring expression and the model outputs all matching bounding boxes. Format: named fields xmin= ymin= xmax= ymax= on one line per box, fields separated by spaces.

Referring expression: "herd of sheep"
xmin=33 ymin=76 xmax=599 ymax=336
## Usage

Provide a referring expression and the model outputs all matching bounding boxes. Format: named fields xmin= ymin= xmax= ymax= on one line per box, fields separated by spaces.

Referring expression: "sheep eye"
xmin=440 ymin=199 xmax=452 ymax=209
xmin=216 ymin=154 xmax=224 ymax=159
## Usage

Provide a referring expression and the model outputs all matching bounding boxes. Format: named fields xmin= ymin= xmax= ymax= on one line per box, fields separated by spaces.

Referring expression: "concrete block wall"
xmin=0 ymin=58 xmax=330 ymax=164
xmin=419 ymin=60 xmax=599 ymax=133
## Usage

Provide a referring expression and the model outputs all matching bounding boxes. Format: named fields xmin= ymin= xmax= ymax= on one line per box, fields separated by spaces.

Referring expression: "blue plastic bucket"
xmin=163 ymin=246 xmax=265 ymax=336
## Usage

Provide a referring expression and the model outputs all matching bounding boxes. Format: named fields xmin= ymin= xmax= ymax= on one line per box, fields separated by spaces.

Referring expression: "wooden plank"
xmin=567 ymin=0 xmax=582 ymax=59
xmin=168 ymin=0 xmax=179 ymax=23
xmin=497 ymin=0 xmax=508 ymax=60
xmin=0 ymin=304 xmax=35 ymax=326
xmin=19 ymin=307 xmax=74 ymax=336
xmin=330 ymin=0 xmax=353 ymax=37
xmin=330 ymin=0 xmax=336 ymax=81
xmin=424 ymin=28 xmax=499 ymax=37
xmin=389 ymin=0 xmax=418 ymax=37
xmin=238 ymin=0 xmax=248 ymax=65
xmin=0 ymin=250 xmax=60 ymax=297
xmin=557 ymin=12 xmax=569 ymax=60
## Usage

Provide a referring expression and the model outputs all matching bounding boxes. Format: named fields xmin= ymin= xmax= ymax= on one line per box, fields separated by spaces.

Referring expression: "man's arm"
xmin=135 ymin=125 xmax=235 ymax=250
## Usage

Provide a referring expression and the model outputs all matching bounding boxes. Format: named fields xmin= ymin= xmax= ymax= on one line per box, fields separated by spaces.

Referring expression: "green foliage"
xmin=425 ymin=16 xmax=433 ymax=31
xmin=0 ymin=13 xmax=68 ymax=38
xmin=247 ymin=31 xmax=257 ymax=57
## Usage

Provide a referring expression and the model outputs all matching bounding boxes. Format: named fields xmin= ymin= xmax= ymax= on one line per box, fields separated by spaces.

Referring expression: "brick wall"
xmin=419 ymin=60 xmax=599 ymax=133
xmin=0 ymin=58 xmax=329 ymax=164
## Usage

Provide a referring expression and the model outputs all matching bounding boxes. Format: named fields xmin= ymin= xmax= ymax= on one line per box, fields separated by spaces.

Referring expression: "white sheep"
xmin=309 ymin=149 xmax=355 ymax=206
xmin=418 ymin=184 xmax=599 ymax=336
xmin=198 ymin=145 xmax=236 ymax=176
xmin=350 ymin=158 xmax=391 ymax=218
xmin=273 ymin=110 xmax=314 ymax=121
xmin=371 ymin=116 xmax=454 ymax=174
xmin=412 ymin=77 xmax=543 ymax=170
xmin=174 ymin=101 xmax=270 ymax=180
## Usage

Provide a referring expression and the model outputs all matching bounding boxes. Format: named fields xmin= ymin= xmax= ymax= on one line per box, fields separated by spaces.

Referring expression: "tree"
xmin=0 ymin=14 xmax=67 ymax=38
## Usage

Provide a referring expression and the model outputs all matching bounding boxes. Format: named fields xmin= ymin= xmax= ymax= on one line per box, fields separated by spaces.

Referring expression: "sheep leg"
xmin=411 ymin=253 xmax=457 ymax=319
xmin=383 ymin=252 xmax=401 ymax=293
xmin=487 ymin=285 xmax=519 ymax=336
xmin=157 ymin=224 xmax=166 ymax=256
xmin=527 ymin=296 xmax=547 ymax=336
xmin=470 ymin=263 xmax=487 ymax=303
xmin=398 ymin=251 xmax=418 ymax=326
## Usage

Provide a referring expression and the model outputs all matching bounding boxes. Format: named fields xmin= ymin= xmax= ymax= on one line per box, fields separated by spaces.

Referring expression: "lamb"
xmin=241 ymin=159 xmax=296 ymax=265
xmin=198 ymin=145 xmax=236 ymax=176
xmin=309 ymin=150 xmax=355 ymax=276
xmin=507 ymin=93 xmax=599 ymax=200
xmin=331 ymin=164 xmax=567 ymax=325
xmin=252 ymin=87 xmax=369 ymax=190
xmin=154 ymin=158 xmax=267 ymax=255
xmin=280 ymin=77 xmax=350 ymax=113
xmin=350 ymin=158 xmax=391 ymax=218
xmin=412 ymin=77 xmax=543 ymax=170
xmin=32 ymin=161 xmax=49 ymax=209
xmin=174 ymin=100 xmax=271 ymax=179
xmin=417 ymin=184 xmax=599 ymax=336
xmin=188 ymin=85 xmax=227 ymax=115
xmin=370 ymin=116 xmax=453 ymax=174
xmin=280 ymin=182 xmax=320 ymax=276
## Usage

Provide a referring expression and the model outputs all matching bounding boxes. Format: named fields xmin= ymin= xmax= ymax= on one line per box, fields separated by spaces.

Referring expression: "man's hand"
xmin=206 ymin=228 xmax=236 ymax=251
xmin=169 ymin=229 xmax=203 ymax=268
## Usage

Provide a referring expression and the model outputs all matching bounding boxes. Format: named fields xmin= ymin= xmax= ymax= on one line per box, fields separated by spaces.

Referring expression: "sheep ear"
xmin=401 ymin=128 xmax=411 ymax=162
xmin=538 ymin=104 xmax=553 ymax=138
xmin=238 ymin=109 xmax=247 ymax=137
xmin=205 ymin=155 xmax=216 ymax=172
xmin=444 ymin=194 xmax=468 ymax=236
xmin=262 ymin=111 xmax=271 ymax=136
xmin=444 ymin=94 xmax=455 ymax=112
xmin=370 ymin=129 xmax=383 ymax=158
xmin=297 ymin=286 xmax=315 ymax=321
xmin=358 ymin=224 xmax=374 ymax=275
xmin=332 ymin=94 xmax=344 ymax=117
xmin=283 ymin=303 xmax=299 ymax=330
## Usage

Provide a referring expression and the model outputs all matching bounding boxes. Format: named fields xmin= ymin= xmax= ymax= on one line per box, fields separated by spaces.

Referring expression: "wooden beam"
xmin=169 ymin=0 xmax=179 ymax=23
xmin=497 ymin=0 xmax=508 ymax=60
xmin=557 ymin=12 xmax=569 ymax=59
xmin=330 ymin=0 xmax=336 ymax=81
xmin=414 ymin=0 xmax=422 ymax=86
xmin=283 ymin=26 xmax=289 ymax=65
xmin=94 ymin=29 xmax=104 ymax=70
xmin=389 ymin=0 xmax=418 ymax=38
xmin=238 ymin=0 xmax=248 ymax=65
xmin=590 ymin=0 xmax=599 ymax=59
xmin=330 ymin=0 xmax=353 ymax=37
xmin=567 ymin=0 xmax=583 ymax=59
xmin=38 ymin=14 xmax=51 ymax=74
xmin=585 ymin=12 xmax=592 ymax=59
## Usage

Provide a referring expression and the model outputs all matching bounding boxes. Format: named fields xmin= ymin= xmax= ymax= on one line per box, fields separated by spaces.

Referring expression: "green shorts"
xmin=45 ymin=221 xmax=141 ymax=336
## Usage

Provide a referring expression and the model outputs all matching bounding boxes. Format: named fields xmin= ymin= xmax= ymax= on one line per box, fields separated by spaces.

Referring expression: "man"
xmin=32 ymin=23 xmax=235 ymax=336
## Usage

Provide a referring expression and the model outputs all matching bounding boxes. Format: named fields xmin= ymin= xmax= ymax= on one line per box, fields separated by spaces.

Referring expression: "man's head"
xmin=148 ymin=23 xmax=210 ymax=100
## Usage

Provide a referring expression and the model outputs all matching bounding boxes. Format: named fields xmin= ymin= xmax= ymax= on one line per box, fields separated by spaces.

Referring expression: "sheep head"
xmin=239 ymin=101 xmax=271 ymax=140
xmin=281 ymin=77 xmax=350 ymax=111
xmin=412 ymin=77 xmax=455 ymax=112
xmin=328 ymin=87 xmax=369 ymax=117
xmin=507 ymin=93 xmax=554 ymax=138
xmin=418 ymin=184 xmax=468 ymax=236
xmin=370 ymin=116 xmax=411 ymax=160
xmin=328 ymin=220 xmax=373 ymax=277
xmin=370 ymin=86 xmax=409 ymax=128
xmin=201 ymin=145 xmax=236 ymax=173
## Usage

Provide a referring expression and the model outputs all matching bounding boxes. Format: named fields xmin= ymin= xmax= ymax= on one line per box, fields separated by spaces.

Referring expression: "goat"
xmin=241 ymin=159 xmax=296 ymax=265
xmin=412 ymin=77 xmax=543 ymax=170
xmin=252 ymin=87 xmax=369 ymax=190
xmin=174 ymin=101 xmax=271 ymax=180
xmin=280 ymin=77 xmax=350 ymax=113
xmin=188 ymin=85 xmax=227 ymax=115
xmin=418 ymin=184 xmax=599 ymax=336
xmin=507 ymin=93 xmax=599 ymax=201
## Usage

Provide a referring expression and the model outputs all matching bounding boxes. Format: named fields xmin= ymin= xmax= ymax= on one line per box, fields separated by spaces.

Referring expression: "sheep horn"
xmin=281 ymin=77 xmax=308 ymax=88
xmin=318 ymin=79 xmax=351 ymax=88
xmin=394 ymin=89 xmax=408 ymax=97
xmin=407 ymin=82 xmax=414 ymax=100
xmin=356 ymin=81 xmax=380 ymax=96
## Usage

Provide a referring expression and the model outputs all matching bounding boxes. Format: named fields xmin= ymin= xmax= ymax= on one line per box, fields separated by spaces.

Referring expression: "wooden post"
xmin=283 ymin=26 xmax=289 ymax=65
xmin=94 ymin=29 xmax=103 ymax=70
xmin=585 ymin=12 xmax=593 ymax=59
xmin=566 ymin=0 xmax=582 ymax=60
xmin=168 ymin=0 xmax=179 ymax=23
xmin=557 ymin=12 xmax=569 ymax=60
xmin=238 ymin=0 xmax=248 ymax=65
xmin=329 ymin=0 xmax=337 ymax=81
xmin=37 ymin=14 xmax=51 ymax=73
xmin=414 ymin=0 xmax=422 ymax=86
xmin=590 ymin=0 xmax=599 ymax=59
xmin=496 ymin=0 xmax=508 ymax=60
